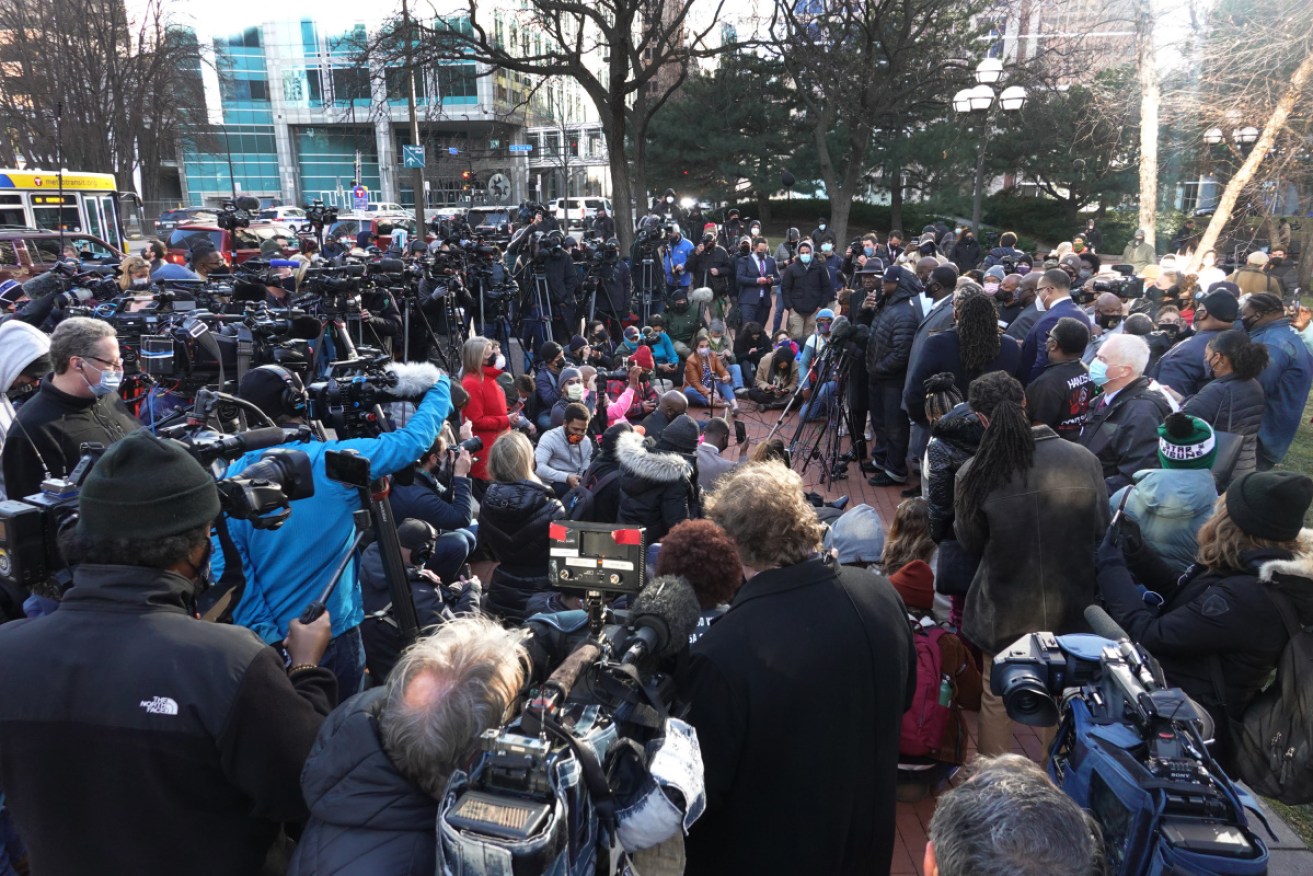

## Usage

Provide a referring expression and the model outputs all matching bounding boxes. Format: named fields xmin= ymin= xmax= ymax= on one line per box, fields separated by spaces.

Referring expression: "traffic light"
xmin=461 ymin=170 xmax=473 ymax=182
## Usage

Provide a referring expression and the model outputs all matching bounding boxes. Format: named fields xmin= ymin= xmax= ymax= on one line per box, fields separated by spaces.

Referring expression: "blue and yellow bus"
xmin=0 ymin=169 xmax=130 ymax=249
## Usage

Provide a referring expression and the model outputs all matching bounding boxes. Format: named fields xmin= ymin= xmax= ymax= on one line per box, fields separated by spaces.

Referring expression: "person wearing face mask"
xmin=1002 ymin=272 xmax=1041 ymax=338
xmin=1151 ymin=287 xmax=1239 ymax=398
xmin=781 ymin=240 xmax=833 ymax=341
xmin=461 ymin=336 xmax=525 ymax=484
xmin=116 ymin=254 xmax=153 ymax=295
xmin=810 ymin=217 xmax=834 ymax=246
xmin=951 ymin=228 xmax=982 ymax=272
xmin=683 ymin=333 xmax=739 ymax=414
xmin=1263 ymin=247 xmax=1296 ymax=295
xmin=1 ymin=317 xmax=139 ymax=503
xmin=535 ymin=402 xmax=594 ymax=497
xmin=0 ymin=320 xmax=50 ymax=506
xmin=1121 ymin=229 xmax=1156 ymax=272
xmin=660 ymin=223 xmax=694 ymax=314
xmin=1180 ymin=329 xmax=1268 ymax=484
xmin=1079 ymin=334 xmax=1174 ymax=493
xmin=736 ymin=238 xmax=778 ymax=328
xmin=1081 ymin=293 xmax=1127 ymax=364
xmin=0 ymin=429 xmax=337 ymax=875
xmin=550 ymin=366 xmax=595 ymax=428
xmin=1019 ymin=269 xmax=1090 ymax=384
xmin=1241 ymin=292 xmax=1313 ymax=469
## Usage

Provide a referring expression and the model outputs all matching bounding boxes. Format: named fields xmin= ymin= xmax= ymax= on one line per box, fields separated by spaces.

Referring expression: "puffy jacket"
xmin=462 ymin=368 xmax=510 ymax=481
xmin=1152 ymin=329 xmax=1221 ymax=399
xmin=925 ymin=403 xmax=983 ymax=543
xmin=780 ymin=259 xmax=831 ymax=316
xmin=616 ymin=430 xmax=697 ymax=544
xmin=478 ymin=480 xmax=564 ymax=623
xmin=288 ymin=688 xmax=436 ymax=876
xmin=686 ymin=245 xmax=734 ymax=295
xmin=542 ymin=250 xmax=581 ymax=305
xmin=951 ymin=237 xmax=982 ymax=271
xmin=1079 ymin=377 xmax=1173 ymax=494
xmin=662 ymin=237 xmax=695 ymax=287
xmin=1109 ymin=468 xmax=1217 ymax=574
xmin=903 ymin=329 xmax=1023 ymax=428
xmin=534 ymin=364 xmax=563 ymax=413
xmin=1181 ymin=374 xmax=1265 ymax=483
xmin=864 ymin=278 xmax=921 ymax=382
xmin=1250 ymin=318 xmax=1313 ymax=466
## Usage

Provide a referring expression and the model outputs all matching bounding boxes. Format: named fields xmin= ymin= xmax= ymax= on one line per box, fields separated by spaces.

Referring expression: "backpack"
xmin=562 ymin=468 xmax=623 ymax=522
xmin=899 ymin=618 xmax=982 ymax=765
xmin=1213 ymin=586 xmax=1313 ymax=804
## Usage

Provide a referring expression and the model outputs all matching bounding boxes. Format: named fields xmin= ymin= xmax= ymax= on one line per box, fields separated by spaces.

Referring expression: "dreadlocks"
xmin=956 ymin=287 xmax=1001 ymax=376
xmin=923 ymin=371 xmax=963 ymax=424
xmin=956 ymin=371 xmax=1034 ymax=523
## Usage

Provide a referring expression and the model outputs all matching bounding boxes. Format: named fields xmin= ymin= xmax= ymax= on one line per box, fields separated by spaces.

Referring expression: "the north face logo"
xmin=139 ymin=696 xmax=178 ymax=716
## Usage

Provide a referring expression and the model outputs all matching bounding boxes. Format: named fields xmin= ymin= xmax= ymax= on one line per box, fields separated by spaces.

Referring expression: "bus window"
xmin=100 ymin=195 xmax=122 ymax=248
xmin=0 ymin=194 xmax=25 ymax=228
xmin=85 ymin=196 xmax=105 ymax=242
xmin=31 ymin=203 xmax=82 ymax=233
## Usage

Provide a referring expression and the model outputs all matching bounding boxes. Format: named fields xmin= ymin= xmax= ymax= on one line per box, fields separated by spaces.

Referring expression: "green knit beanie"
xmin=76 ymin=431 xmax=220 ymax=540
xmin=1157 ymin=412 xmax=1216 ymax=470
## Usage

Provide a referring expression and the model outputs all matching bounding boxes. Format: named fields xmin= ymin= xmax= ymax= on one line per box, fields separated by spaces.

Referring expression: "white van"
xmin=551 ymin=197 xmax=613 ymax=231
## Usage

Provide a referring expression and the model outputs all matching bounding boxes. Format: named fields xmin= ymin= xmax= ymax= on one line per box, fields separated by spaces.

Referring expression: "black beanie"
xmin=538 ymin=340 xmax=563 ymax=363
xmin=77 ymin=431 xmax=220 ymax=540
xmin=658 ymin=414 xmax=700 ymax=455
xmin=599 ymin=421 xmax=633 ymax=460
xmin=1225 ymin=471 xmax=1313 ymax=543
xmin=238 ymin=366 xmax=305 ymax=423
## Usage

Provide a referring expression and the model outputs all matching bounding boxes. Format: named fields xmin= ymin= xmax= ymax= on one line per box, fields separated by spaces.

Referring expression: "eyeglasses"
xmin=1037 ymin=285 xmax=1055 ymax=294
xmin=82 ymin=354 xmax=124 ymax=371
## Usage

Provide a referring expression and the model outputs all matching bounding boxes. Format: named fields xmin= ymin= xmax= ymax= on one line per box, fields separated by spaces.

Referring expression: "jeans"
xmin=685 ymin=383 xmax=735 ymax=407
xmin=772 ymin=287 xmax=786 ymax=334
xmin=869 ymin=381 xmax=910 ymax=481
xmin=908 ymin=422 xmax=930 ymax=482
xmin=320 ymin=624 xmax=366 ymax=697
xmin=800 ymin=379 xmax=837 ymax=421
xmin=726 ymin=363 xmax=744 ymax=389
xmin=427 ymin=528 xmax=478 ymax=584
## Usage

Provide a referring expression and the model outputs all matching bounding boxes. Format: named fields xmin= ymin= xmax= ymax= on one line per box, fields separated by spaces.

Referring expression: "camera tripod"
xmin=632 ymin=252 xmax=660 ymax=326
xmin=783 ymin=343 xmax=860 ymax=489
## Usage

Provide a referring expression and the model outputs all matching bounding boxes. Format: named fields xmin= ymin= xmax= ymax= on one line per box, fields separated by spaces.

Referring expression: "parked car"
xmin=551 ymin=197 xmax=612 ymax=232
xmin=326 ymin=214 xmax=421 ymax=250
xmin=0 ymin=230 xmax=122 ymax=280
xmin=154 ymin=207 xmax=218 ymax=237
xmin=257 ymin=205 xmax=312 ymax=232
xmin=365 ymin=201 xmax=405 ymax=215
xmin=164 ymin=222 xmax=300 ymax=266
xmin=465 ymin=206 xmax=515 ymax=247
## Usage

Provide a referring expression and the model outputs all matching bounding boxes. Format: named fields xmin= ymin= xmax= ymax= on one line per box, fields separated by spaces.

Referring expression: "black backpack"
xmin=562 ymin=468 xmax=622 ymax=522
xmin=1212 ymin=586 xmax=1313 ymax=804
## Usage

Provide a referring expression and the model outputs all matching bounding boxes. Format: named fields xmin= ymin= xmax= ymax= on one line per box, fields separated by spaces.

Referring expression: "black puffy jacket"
xmin=288 ymin=688 xmax=436 ymax=876
xmin=615 ymin=430 xmax=697 ymax=544
xmin=780 ymin=258 xmax=831 ymax=316
xmin=1181 ymin=374 xmax=1265 ymax=484
xmin=478 ymin=480 xmax=564 ymax=623
xmin=925 ymin=404 xmax=984 ymax=597
xmin=864 ymin=276 xmax=922 ymax=382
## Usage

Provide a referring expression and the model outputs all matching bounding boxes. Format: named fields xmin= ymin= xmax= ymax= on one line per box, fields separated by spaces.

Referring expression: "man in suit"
xmin=736 ymin=238 xmax=777 ymax=328
xmin=894 ymin=265 xmax=958 ymax=477
xmin=1080 ymin=334 xmax=1172 ymax=493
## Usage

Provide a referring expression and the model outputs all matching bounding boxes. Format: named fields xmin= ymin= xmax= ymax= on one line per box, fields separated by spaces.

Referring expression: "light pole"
xmin=953 ymin=58 xmax=1027 ymax=233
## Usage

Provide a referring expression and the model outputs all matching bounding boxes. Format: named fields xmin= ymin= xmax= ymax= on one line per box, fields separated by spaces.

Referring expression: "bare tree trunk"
xmin=889 ymin=159 xmax=904 ymax=233
xmin=1191 ymin=50 xmax=1313 ymax=271
xmin=1136 ymin=0 xmax=1160 ymax=249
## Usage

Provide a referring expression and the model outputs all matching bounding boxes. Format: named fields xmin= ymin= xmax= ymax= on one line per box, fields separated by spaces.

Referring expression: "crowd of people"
xmin=0 ymin=204 xmax=1310 ymax=876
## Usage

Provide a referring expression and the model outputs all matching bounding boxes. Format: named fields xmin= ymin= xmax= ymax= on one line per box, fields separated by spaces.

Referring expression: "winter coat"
xmin=1121 ymin=240 xmax=1157 ymax=271
xmin=596 ymin=258 xmax=631 ymax=315
xmin=462 ymin=368 xmax=510 ymax=481
xmin=1099 ymin=530 xmax=1313 ymax=767
xmin=0 ymin=321 xmax=49 ymax=501
xmin=1249 ymin=318 xmax=1313 ymax=466
xmin=663 ymin=304 xmax=702 ymax=350
xmin=901 ymin=297 xmax=957 ymax=411
xmin=1228 ymin=267 xmax=1282 ymax=297
xmin=1020 ymin=299 xmax=1090 ymax=384
xmin=955 ymin=426 xmax=1110 ymax=654
xmin=982 ymin=245 xmax=1025 ymax=269
xmin=683 ymin=557 xmax=915 ymax=875
xmin=662 ymin=237 xmax=695 ymax=287
xmin=1181 ymin=374 xmax=1265 ymax=483
xmin=753 ymin=349 xmax=798 ymax=395
xmin=863 ymin=279 xmax=921 ymax=383
xmin=683 ymin=351 xmax=730 ymax=398
xmin=389 ymin=470 xmax=474 ymax=534
xmin=534 ymin=424 xmax=593 ymax=484
xmin=1025 ymin=359 xmax=1093 ymax=440
xmin=780 ymin=259 xmax=831 ymax=316
xmin=534 ymin=364 xmax=563 ymax=414
xmin=951 ymin=237 xmax=982 ymax=271
xmin=686 ymin=245 xmax=734 ymax=296
xmin=736 ymin=253 xmax=778 ymax=309
xmin=576 ymin=453 xmax=625 ymax=523
xmin=734 ymin=329 xmax=771 ymax=377
xmin=903 ymin=329 xmax=1023 ymax=428
xmin=1151 ymin=329 xmax=1222 ymax=399
xmin=925 ymin=404 xmax=984 ymax=597
xmin=288 ymin=688 xmax=436 ymax=876
xmin=616 ymin=430 xmax=697 ymax=544
xmin=478 ymin=480 xmax=564 ymax=623
xmin=0 ymin=564 xmax=336 ymax=876
xmin=1109 ymin=468 xmax=1217 ymax=574
xmin=1079 ymin=376 xmax=1173 ymax=494
xmin=542 ymin=250 xmax=581 ymax=305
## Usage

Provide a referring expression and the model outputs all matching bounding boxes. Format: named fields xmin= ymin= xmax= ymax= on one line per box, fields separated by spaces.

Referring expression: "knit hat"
xmin=816 ymin=308 xmax=835 ymax=322
xmin=599 ymin=421 xmax=633 ymax=460
xmin=983 ymin=265 xmax=1006 ymax=280
xmin=238 ymin=366 xmax=306 ymax=422
xmin=703 ymin=222 xmax=717 ymax=233
xmin=538 ymin=340 xmax=563 ymax=363
xmin=889 ymin=559 xmax=935 ymax=611
xmin=1247 ymin=251 xmax=1269 ymax=267
xmin=0 ymin=278 xmax=22 ymax=306
xmin=709 ymin=319 xmax=725 ymax=334
xmin=76 ymin=430 xmax=221 ymax=540
xmin=631 ymin=345 xmax=655 ymax=370
xmin=557 ymin=366 xmax=581 ymax=389
xmin=624 ymin=325 xmax=640 ymax=343
xmin=568 ymin=334 xmax=588 ymax=354
xmin=1200 ymin=290 xmax=1239 ymax=322
xmin=1226 ymin=471 xmax=1313 ymax=543
xmin=1157 ymin=413 xmax=1216 ymax=469
xmin=823 ymin=503 xmax=885 ymax=565
xmin=658 ymin=414 xmax=700 ymax=455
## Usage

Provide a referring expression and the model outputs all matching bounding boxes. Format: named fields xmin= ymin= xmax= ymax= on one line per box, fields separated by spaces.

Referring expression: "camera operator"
xmin=360 ymin=519 xmax=481 ymax=681
xmin=0 ymin=430 xmax=336 ymax=874
xmin=0 ymin=320 xmax=51 ymax=503
xmin=359 ymin=281 xmax=404 ymax=355
xmin=590 ymin=204 xmax=615 ymax=241
xmin=389 ymin=431 xmax=478 ymax=583
xmin=535 ymin=230 xmax=581 ymax=343
xmin=221 ymin=364 xmax=453 ymax=697
xmin=659 ymin=223 xmax=694 ymax=315
xmin=687 ymin=231 xmax=734 ymax=312
xmin=1 ymin=317 xmax=140 ymax=503
xmin=684 ymin=462 xmax=914 ymax=875
xmin=289 ymin=617 xmax=524 ymax=876
xmin=590 ymin=238 xmax=632 ymax=339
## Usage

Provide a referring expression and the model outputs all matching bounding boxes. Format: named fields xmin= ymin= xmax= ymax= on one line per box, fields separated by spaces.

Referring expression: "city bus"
xmin=0 ymin=169 xmax=130 ymax=250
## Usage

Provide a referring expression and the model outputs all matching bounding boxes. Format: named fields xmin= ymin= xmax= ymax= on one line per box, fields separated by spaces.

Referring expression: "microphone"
xmin=689 ymin=286 xmax=714 ymax=304
xmin=372 ymin=258 xmax=406 ymax=274
xmin=541 ymin=641 xmax=603 ymax=706
xmin=21 ymin=270 xmax=66 ymax=301
xmin=621 ymin=575 xmax=701 ymax=665
xmin=268 ymin=259 xmax=300 ymax=269
xmin=287 ymin=314 xmax=324 ymax=340
xmin=1085 ymin=605 xmax=1130 ymax=642
xmin=381 ymin=361 xmax=443 ymax=399
xmin=828 ymin=315 xmax=853 ymax=346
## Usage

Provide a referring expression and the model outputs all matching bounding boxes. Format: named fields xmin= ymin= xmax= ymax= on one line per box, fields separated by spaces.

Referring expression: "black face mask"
xmin=1269 ymin=258 xmax=1283 ymax=267
xmin=1157 ymin=322 xmax=1181 ymax=339
xmin=1242 ymin=315 xmax=1260 ymax=332
xmin=1096 ymin=313 xmax=1122 ymax=330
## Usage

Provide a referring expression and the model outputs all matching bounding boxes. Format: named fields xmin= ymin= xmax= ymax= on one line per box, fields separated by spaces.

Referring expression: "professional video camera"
xmin=307 ymin=355 xmax=442 ymax=439
xmin=1094 ymin=267 xmax=1145 ymax=299
xmin=304 ymin=200 xmax=338 ymax=234
xmin=0 ymin=429 xmax=313 ymax=600
xmin=216 ymin=197 xmax=258 ymax=233
xmin=438 ymin=522 xmax=705 ymax=875
xmin=992 ymin=606 xmax=1271 ymax=874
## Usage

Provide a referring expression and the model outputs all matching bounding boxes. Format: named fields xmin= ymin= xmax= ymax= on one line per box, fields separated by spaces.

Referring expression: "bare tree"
xmin=1135 ymin=0 xmax=1160 ymax=249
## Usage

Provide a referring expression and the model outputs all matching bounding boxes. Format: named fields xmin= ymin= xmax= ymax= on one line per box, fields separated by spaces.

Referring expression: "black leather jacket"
xmin=925 ymin=403 xmax=984 ymax=542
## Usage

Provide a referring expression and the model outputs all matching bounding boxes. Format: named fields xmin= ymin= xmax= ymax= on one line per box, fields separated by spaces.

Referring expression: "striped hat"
xmin=1157 ymin=413 xmax=1216 ymax=470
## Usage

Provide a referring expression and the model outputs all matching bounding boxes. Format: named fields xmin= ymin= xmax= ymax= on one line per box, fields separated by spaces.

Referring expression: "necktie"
xmin=758 ymin=257 xmax=765 ymax=277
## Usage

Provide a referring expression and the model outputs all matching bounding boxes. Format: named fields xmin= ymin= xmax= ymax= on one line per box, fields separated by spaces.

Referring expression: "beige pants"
xmin=787 ymin=301 xmax=838 ymax=342
xmin=978 ymin=654 xmax=1058 ymax=760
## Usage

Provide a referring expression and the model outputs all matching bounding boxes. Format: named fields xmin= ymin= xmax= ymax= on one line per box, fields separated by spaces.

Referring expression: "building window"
xmin=332 ymin=67 xmax=371 ymax=103
xmin=438 ymin=63 xmax=477 ymax=102
xmin=385 ymin=66 xmax=427 ymax=101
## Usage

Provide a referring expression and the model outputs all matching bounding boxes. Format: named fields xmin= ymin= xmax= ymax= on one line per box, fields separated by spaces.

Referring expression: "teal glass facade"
xmin=182 ymin=126 xmax=280 ymax=201
xmin=296 ymin=128 xmax=380 ymax=204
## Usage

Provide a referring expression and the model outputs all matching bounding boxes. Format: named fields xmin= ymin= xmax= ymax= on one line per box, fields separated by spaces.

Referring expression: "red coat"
xmin=462 ymin=368 xmax=510 ymax=481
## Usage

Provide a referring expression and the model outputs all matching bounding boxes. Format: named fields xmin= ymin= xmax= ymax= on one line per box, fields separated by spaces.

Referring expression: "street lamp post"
xmin=953 ymin=59 xmax=1027 ymax=233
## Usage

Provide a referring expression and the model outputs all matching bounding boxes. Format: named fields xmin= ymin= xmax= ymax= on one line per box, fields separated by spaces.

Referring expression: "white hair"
xmin=1101 ymin=333 xmax=1150 ymax=378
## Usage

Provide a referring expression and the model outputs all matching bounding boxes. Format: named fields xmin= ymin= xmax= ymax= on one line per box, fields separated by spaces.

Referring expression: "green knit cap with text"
xmin=1157 ymin=412 xmax=1216 ymax=470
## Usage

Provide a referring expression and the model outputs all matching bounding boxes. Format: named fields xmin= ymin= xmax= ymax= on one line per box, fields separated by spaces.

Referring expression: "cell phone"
xmin=459 ymin=563 xmax=472 ymax=580
xmin=734 ymin=419 xmax=747 ymax=445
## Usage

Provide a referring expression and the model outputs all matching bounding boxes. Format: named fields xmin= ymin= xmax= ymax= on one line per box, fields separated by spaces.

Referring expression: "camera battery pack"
xmin=447 ymin=790 xmax=552 ymax=841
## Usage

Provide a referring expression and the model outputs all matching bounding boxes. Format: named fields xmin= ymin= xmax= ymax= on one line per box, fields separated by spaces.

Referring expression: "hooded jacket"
xmin=288 ymin=688 xmax=437 ymax=876
xmin=0 ymin=320 xmax=50 ymax=500
xmin=780 ymin=257 xmax=831 ymax=316
xmin=863 ymin=275 xmax=921 ymax=382
xmin=1181 ymin=373 xmax=1265 ymax=483
xmin=616 ymin=430 xmax=696 ymax=544
xmin=477 ymin=479 xmax=564 ymax=623
xmin=1249 ymin=317 xmax=1313 ymax=466
xmin=1152 ymin=328 xmax=1222 ymax=399
xmin=1109 ymin=468 xmax=1218 ymax=574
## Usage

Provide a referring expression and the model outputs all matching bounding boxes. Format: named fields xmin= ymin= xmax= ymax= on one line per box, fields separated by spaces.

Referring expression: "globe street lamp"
xmin=953 ymin=59 xmax=1027 ymax=232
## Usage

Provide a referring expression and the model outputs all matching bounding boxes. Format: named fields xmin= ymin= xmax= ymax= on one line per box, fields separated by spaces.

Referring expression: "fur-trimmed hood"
xmin=1257 ymin=528 xmax=1313 ymax=585
xmin=616 ymin=429 xmax=690 ymax=484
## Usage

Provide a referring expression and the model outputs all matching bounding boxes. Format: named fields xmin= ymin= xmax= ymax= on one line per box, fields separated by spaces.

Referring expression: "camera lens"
xmin=998 ymin=675 xmax=1059 ymax=727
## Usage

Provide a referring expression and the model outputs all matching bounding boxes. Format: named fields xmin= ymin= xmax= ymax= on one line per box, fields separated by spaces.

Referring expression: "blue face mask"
xmin=1088 ymin=358 xmax=1109 ymax=387
xmin=821 ymin=242 xmax=834 ymax=253
xmin=864 ymin=246 xmax=875 ymax=257
xmin=799 ymin=253 xmax=813 ymax=265
xmin=82 ymin=362 xmax=122 ymax=398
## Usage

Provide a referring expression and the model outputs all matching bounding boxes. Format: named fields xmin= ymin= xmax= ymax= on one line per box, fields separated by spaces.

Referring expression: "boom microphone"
xmin=621 ymin=575 xmax=701 ymax=665
xmin=382 ymin=361 xmax=443 ymax=399
xmin=828 ymin=315 xmax=853 ymax=346
xmin=1085 ymin=605 xmax=1130 ymax=642
xmin=689 ymin=286 xmax=714 ymax=304
xmin=20 ymin=270 xmax=66 ymax=301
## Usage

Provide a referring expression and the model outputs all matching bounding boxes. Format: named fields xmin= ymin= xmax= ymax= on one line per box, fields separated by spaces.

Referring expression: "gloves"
xmin=1097 ymin=523 xmax=1127 ymax=570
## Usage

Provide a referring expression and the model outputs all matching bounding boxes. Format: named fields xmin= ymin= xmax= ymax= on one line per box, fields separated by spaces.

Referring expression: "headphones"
xmin=255 ymin=364 xmax=307 ymax=416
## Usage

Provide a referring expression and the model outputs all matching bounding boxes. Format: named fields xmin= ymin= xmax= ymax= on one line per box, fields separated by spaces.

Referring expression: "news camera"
xmin=438 ymin=522 xmax=704 ymax=875
xmin=304 ymin=200 xmax=338 ymax=232
xmin=992 ymin=607 xmax=1271 ymax=874
xmin=216 ymin=197 xmax=258 ymax=233
xmin=1092 ymin=273 xmax=1144 ymax=299
xmin=307 ymin=355 xmax=442 ymax=439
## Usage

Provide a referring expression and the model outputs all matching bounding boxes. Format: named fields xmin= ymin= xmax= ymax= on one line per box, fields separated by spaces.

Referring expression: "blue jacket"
xmin=216 ymin=377 xmax=452 ymax=642
xmin=1152 ymin=329 xmax=1220 ymax=398
xmin=1250 ymin=317 xmax=1313 ymax=465
xmin=662 ymin=237 xmax=694 ymax=287
xmin=646 ymin=331 xmax=679 ymax=367
xmin=1020 ymin=299 xmax=1090 ymax=384
xmin=1109 ymin=468 xmax=1217 ymax=574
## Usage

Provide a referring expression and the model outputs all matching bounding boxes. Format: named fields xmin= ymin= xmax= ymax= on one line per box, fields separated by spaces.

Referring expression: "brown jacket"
xmin=753 ymin=349 xmax=799 ymax=395
xmin=684 ymin=352 xmax=729 ymax=397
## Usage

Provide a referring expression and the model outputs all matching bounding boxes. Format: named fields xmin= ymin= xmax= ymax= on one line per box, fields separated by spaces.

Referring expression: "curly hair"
xmin=707 ymin=463 xmax=823 ymax=570
xmin=881 ymin=497 xmax=936 ymax=575
xmin=1196 ymin=498 xmax=1298 ymax=572
xmin=955 ymin=288 xmax=1001 ymax=376
xmin=655 ymin=519 xmax=744 ymax=608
